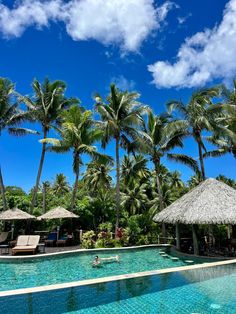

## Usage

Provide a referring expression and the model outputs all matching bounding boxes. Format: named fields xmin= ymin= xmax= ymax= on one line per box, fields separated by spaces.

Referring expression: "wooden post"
xmin=192 ymin=224 xmax=199 ymax=255
xmin=175 ymin=223 xmax=180 ymax=250
xmin=227 ymin=225 xmax=231 ymax=239
xmin=162 ymin=223 xmax=166 ymax=243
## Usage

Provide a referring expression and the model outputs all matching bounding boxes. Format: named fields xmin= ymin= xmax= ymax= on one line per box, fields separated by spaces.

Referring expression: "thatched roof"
xmin=0 ymin=208 xmax=35 ymax=220
xmin=153 ymin=178 xmax=236 ymax=224
xmin=37 ymin=206 xmax=78 ymax=220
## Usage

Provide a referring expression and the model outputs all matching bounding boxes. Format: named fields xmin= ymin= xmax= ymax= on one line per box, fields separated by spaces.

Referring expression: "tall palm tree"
xmin=167 ymin=87 xmax=220 ymax=180
xmin=205 ymin=82 xmax=236 ymax=159
xmin=53 ymin=173 xmax=70 ymax=195
xmin=20 ymin=78 xmax=77 ymax=208
xmin=135 ymin=111 xmax=193 ymax=211
xmin=83 ymin=160 xmax=112 ymax=192
xmin=0 ymin=77 xmax=37 ymax=210
xmin=41 ymin=181 xmax=51 ymax=213
xmin=133 ymin=111 xmax=195 ymax=238
xmin=95 ymin=83 xmax=148 ymax=233
xmin=42 ymin=105 xmax=111 ymax=209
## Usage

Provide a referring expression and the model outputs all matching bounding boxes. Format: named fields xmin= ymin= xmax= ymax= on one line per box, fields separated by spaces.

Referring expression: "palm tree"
xmin=168 ymin=171 xmax=184 ymax=189
xmin=188 ymin=173 xmax=202 ymax=189
xmin=121 ymin=183 xmax=148 ymax=216
xmin=95 ymin=83 xmax=148 ymax=233
xmin=135 ymin=111 xmax=192 ymax=210
xmin=20 ymin=78 xmax=77 ymax=208
xmin=83 ymin=160 xmax=112 ymax=192
xmin=133 ymin=111 xmax=194 ymax=238
xmin=53 ymin=173 xmax=70 ymax=195
xmin=41 ymin=181 xmax=51 ymax=213
xmin=0 ymin=77 xmax=37 ymax=210
xmin=42 ymin=105 xmax=111 ymax=209
xmin=121 ymin=155 xmax=150 ymax=188
xmin=167 ymin=87 xmax=220 ymax=180
xmin=205 ymin=82 xmax=236 ymax=159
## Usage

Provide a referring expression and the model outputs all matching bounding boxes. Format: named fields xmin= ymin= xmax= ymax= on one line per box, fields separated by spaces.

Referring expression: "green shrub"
xmin=137 ymin=235 xmax=150 ymax=245
xmin=81 ymin=230 xmax=96 ymax=249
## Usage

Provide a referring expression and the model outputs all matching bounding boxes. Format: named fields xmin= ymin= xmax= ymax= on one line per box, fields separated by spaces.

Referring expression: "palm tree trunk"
xmin=0 ymin=166 xmax=7 ymax=210
xmin=42 ymin=183 xmax=46 ymax=213
xmin=71 ymin=153 xmax=80 ymax=210
xmin=197 ymin=140 xmax=206 ymax=180
xmin=31 ymin=128 xmax=47 ymax=209
xmin=115 ymin=136 xmax=121 ymax=236
xmin=154 ymin=162 xmax=166 ymax=242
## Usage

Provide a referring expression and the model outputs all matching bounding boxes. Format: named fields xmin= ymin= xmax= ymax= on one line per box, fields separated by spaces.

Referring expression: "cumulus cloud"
xmin=148 ymin=0 xmax=236 ymax=88
xmin=0 ymin=0 xmax=173 ymax=52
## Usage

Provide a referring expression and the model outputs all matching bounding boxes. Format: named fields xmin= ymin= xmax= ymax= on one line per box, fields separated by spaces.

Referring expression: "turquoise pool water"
xmin=0 ymin=247 xmax=209 ymax=291
xmin=1 ymin=263 xmax=236 ymax=313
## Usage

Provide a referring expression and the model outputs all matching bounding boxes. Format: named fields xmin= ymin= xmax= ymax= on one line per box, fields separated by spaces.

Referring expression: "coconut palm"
xmin=20 ymin=78 xmax=77 ymax=208
xmin=167 ymin=87 xmax=220 ymax=180
xmin=205 ymin=82 xmax=236 ymax=159
xmin=42 ymin=105 xmax=112 ymax=209
xmin=121 ymin=183 xmax=148 ymax=216
xmin=168 ymin=171 xmax=184 ymax=189
xmin=121 ymin=155 xmax=150 ymax=188
xmin=95 ymin=83 xmax=148 ymax=233
xmin=0 ymin=77 xmax=37 ymax=210
xmin=133 ymin=111 xmax=196 ymax=238
xmin=134 ymin=111 xmax=194 ymax=211
xmin=188 ymin=173 xmax=202 ymax=189
xmin=52 ymin=173 xmax=70 ymax=195
xmin=83 ymin=160 xmax=112 ymax=192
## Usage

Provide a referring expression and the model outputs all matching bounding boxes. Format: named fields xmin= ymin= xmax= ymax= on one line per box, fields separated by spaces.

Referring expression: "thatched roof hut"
xmin=0 ymin=207 xmax=35 ymax=220
xmin=153 ymin=178 xmax=236 ymax=225
xmin=153 ymin=178 xmax=236 ymax=255
xmin=37 ymin=206 xmax=78 ymax=220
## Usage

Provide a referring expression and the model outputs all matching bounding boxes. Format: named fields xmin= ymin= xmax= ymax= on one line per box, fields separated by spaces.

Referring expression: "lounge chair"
xmin=0 ymin=232 xmax=9 ymax=244
xmin=45 ymin=232 xmax=57 ymax=246
xmin=12 ymin=235 xmax=40 ymax=255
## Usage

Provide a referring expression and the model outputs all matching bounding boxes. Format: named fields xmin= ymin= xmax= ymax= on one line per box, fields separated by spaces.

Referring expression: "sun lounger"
xmin=45 ymin=232 xmax=57 ymax=246
xmin=12 ymin=235 xmax=40 ymax=255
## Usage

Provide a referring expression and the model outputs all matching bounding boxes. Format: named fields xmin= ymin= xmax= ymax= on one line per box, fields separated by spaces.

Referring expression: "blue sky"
xmin=0 ymin=0 xmax=235 ymax=191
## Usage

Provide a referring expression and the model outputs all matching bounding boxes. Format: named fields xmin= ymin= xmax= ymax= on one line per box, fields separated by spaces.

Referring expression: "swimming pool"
xmin=1 ymin=262 xmax=236 ymax=313
xmin=0 ymin=246 xmax=210 ymax=292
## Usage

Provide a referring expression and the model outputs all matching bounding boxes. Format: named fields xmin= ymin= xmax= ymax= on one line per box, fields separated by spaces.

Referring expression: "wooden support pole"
xmin=175 ymin=223 xmax=180 ymax=250
xmin=192 ymin=224 xmax=199 ymax=255
xmin=162 ymin=222 xmax=166 ymax=243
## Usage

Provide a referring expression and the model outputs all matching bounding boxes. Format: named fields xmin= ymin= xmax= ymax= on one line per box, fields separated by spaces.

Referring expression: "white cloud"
xmin=148 ymin=0 xmax=236 ymax=88
xmin=0 ymin=0 xmax=173 ymax=52
xmin=0 ymin=0 xmax=63 ymax=37
xmin=111 ymin=75 xmax=136 ymax=91
xmin=177 ymin=13 xmax=192 ymax=25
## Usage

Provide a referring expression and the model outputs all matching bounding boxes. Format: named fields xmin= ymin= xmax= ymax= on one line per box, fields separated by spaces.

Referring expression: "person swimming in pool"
xmin=92 ymin=255 xmax=120 ymax=267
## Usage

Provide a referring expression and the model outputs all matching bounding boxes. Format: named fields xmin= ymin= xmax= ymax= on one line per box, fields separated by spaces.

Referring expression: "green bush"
xmin=137 ymin=235 xmax=150 ymax=245
xmin=81 ymin=230 xmax=96 ymax=249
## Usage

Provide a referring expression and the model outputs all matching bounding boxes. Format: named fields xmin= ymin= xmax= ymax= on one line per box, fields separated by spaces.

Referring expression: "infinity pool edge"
xmin=0 ymin=256 xmax=236 ymax=298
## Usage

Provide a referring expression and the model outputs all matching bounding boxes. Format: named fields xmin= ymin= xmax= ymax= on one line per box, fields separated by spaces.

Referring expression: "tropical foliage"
xmin=0 ymin=76 xmax=235 ymax=246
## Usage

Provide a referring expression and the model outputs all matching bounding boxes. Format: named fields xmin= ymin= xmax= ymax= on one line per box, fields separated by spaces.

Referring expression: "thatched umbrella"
xmin=37 ymin=206 xmax=78 ymax=240
xmin=153 ymin=178 xmax=236 ymax=254
xmin=0 ymin=207 xmax=36 ymax=239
